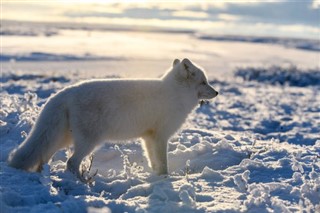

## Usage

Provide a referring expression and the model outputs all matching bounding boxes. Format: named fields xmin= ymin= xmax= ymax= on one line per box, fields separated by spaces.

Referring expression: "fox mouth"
xmin=199 ymin=100 xmax=210 ymax=107
xmin=198 ymin=91 xmax=218 ymax=106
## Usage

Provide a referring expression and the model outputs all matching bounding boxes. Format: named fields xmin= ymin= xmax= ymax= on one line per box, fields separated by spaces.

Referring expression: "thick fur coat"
xmin=8 ymin=58 xmax=218 ymax=180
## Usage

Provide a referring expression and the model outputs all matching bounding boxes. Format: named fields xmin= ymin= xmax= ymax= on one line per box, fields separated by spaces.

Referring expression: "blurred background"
xmin=3 ymin=0 xmax=319 ymax=38
xmin=1 ymin=0 xmax=320 ymax=78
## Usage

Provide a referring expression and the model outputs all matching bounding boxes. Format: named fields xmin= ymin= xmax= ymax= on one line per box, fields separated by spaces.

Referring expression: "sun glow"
xmin=61 ymin=0 xmax=150 ymax=3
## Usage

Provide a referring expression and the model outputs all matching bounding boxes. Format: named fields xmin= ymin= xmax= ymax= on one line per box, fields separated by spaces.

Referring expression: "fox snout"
xmin=208 ymin=88 xmax=219 ymax=99
xmin=198 ymin=86 xmax=219 ymax=99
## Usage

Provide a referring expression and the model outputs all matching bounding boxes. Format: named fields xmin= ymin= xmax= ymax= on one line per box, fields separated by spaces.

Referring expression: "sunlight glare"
xmin=72 ymin=0 xmax=149 ymax=4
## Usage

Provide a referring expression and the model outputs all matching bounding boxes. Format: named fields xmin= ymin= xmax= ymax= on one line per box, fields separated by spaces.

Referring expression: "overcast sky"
xmin=2 ymin=0 xmax=320 ymax=39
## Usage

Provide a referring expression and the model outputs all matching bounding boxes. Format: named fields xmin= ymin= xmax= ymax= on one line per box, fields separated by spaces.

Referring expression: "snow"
xmin=196 ymin=34 xmax=320 ymax=52
xmin=234 ymin=66 xmax=320 ymax=87
xmin=1 ymin=23 xmax=320 ymax=213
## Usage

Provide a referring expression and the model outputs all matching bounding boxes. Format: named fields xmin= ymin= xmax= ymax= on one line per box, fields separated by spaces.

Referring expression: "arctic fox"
xmin=8 ymin=58 xmax=218 ymax=180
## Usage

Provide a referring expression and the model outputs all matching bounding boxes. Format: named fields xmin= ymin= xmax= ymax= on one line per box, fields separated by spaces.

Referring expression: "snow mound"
xmin=234 ymin=66 xmax=320 ymax=87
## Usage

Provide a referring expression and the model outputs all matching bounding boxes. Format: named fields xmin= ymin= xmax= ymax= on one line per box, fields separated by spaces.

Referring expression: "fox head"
xmin=170 ymin=58 xmax=218 ymax=100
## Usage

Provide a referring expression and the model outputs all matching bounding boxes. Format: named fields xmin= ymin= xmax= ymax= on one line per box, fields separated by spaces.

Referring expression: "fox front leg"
xmin=143 ymin=134 xmax=169 ymax=175
xmin=151 ymin=137 xmax=169 ymax=175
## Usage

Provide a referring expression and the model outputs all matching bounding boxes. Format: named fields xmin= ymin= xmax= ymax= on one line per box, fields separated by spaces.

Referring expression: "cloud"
xmin=217 ymin=14 xmax=241 ymax=21
xmin=171 ymin=11 xmax=209 ymax=19
xmin=312 ymin=0 xmax=320 ymax=8
xmin=2 ymin=0 xmax=319 ymax=39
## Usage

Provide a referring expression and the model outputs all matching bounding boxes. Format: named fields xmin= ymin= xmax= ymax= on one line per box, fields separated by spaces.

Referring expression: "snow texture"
xmin=0 ymin=25 xmax=319 ymax=213
xmin=1 ymin=67 xmax=319 ymax=213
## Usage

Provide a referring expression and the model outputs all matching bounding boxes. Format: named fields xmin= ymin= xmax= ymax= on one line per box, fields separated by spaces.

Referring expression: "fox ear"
xmin=173 ymin=59 xmax=180 ymax=66
xmin=182 ymin=58 xmax=192 ymax=71
xmin=181 ymin=58 xmax=194 ymax=79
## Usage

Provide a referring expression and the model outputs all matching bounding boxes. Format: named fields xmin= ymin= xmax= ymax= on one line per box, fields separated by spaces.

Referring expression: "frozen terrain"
xmin=1 ymin=23 xmax=320 ymax=213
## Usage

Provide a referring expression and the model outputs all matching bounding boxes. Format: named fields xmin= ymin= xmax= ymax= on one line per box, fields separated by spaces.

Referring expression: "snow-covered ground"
xmin=1 ymin=24 xmax=319 ymax=213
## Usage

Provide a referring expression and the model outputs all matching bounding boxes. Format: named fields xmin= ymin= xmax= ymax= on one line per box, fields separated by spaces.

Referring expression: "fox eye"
xmin=201 ymin=81 xmax=207 ymax=85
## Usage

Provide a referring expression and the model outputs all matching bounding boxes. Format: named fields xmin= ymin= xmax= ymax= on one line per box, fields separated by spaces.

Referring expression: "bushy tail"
xmin=8 ymin=96 xmax=70 ymax=172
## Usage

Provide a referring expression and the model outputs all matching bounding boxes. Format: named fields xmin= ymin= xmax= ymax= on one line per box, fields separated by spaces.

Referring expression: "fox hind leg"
xmin=67 ymin=134 xmax=97 ymax=181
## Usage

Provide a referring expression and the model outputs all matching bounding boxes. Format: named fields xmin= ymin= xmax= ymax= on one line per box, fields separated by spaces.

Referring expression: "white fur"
xmin=8 ymin=58 xmax=218 ymax=179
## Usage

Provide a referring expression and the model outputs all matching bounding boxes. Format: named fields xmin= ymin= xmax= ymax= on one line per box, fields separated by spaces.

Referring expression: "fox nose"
xmin=216 ymin=91 xmax=219 ymax=96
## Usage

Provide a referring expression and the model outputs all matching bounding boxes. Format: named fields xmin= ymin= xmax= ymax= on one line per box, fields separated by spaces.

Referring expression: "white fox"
xmin=8 ymin=58 xmax=218 ymax=180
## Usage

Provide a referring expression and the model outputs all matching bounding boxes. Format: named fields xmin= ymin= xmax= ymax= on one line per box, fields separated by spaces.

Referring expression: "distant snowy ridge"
xmin=0 ymin=52 xmax=124 ymax=62
xmin=2 ymin=20 xmax=319 ymax=53
xmin=0 ymin=22 xmax=58 ymax=37
xmin=0 ymin=73 xmax=70 ymax=84
xmin=1 ymin=19 xmax=194 ymax=36
xmin=234 ymin=66 xmax=320 ymax=87
xmin=197 ymin=34 xmax=320 ymax=52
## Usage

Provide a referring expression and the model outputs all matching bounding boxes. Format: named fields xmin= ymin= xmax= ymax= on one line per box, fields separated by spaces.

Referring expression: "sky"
xmin=2 ymin=0 xmax=320 ymax=39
